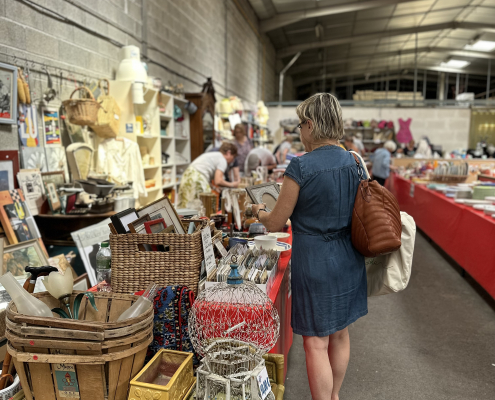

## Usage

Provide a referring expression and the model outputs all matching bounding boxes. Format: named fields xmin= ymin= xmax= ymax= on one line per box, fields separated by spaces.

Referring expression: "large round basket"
xmin=62 ymin=86 xmax=100 ymax=126
xmin=5 ymin=291 xmax=153 ymax=400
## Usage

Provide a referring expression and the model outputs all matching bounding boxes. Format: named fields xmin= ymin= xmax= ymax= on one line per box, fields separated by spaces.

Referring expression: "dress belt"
xmin=292 ymin=227 xmax=352 ymax=242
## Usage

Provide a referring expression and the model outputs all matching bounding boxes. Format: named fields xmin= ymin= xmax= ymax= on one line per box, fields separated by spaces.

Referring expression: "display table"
xmin=268 ymin=231 xmax=293 ymax=380
xmin=387 ymin=174 xmax=495 ymax=299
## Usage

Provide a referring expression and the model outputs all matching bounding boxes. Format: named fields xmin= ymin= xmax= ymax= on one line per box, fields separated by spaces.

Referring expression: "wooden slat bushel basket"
xmin=5 ymin=291 xmax=153 ymax=400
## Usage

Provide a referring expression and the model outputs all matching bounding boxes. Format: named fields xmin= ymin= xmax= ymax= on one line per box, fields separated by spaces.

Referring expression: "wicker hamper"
xmin=110 ymin=223 xmax=221 ymax=295
xmin=62 ymin=86 xmax=100 ymax=126
xmin=5 ymin=291 xmax=153 ymax=400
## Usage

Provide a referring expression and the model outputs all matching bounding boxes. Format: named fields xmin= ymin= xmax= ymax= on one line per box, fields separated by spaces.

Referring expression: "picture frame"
xmin=0 ymin=62 xmax=18 ymax=125
xmin=44 ymin=182 xmax=61 ymax=213
xmin=18 ymin=104 xmax=39 ymax=147
xmin=0 ymin=150 xmax=19 ymax=191
xmin=144 ymin=218 xmax=166 ymax=234
xmin=2 ymin=239 xmax=48 ymax=279
xmin=73 ymin=273 xmax=91 ymax=291
xmin=0 ymin=189 xmax=33 ymax=244
xmin=42 ymin=107 xmax=61 ymax=146
xmin=17 ymin=170 xmax=45 ymax=216
xmin=21 ymin=147 xmax=47 ymax=172
xmin=41 ymin=171 xmax=65 ymax=188
xmin=128 ymin=213 xmax=151 ymax=234
xmin=110 ymin=208 xmax=139 ymax=234
xmin=137 ymin=196 xmax=185 ymax=234
xmin=246 ymin=182 xmax=281 ymax=212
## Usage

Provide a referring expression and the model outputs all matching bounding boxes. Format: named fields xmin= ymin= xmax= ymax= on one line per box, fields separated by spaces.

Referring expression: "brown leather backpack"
xmin=350 ymin=153 xmax=402 ymax=257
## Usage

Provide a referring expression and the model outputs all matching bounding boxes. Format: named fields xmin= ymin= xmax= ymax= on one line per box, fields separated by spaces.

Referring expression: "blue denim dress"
xmin=284 ymin=145 xmax=368 ymax=337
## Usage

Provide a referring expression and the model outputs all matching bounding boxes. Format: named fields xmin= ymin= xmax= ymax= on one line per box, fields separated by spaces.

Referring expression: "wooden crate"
xmin=5 ymin=291 xmax=153 ymax=400
xmin=128 ymin=349 xmax=195 ymax=400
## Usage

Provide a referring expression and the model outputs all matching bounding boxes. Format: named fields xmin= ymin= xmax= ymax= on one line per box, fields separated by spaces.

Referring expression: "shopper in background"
xmin=275 ymin=135 xmax=294 ymax=164
xmin=354 ymin=132 xmax=365 ymax=155
xmin=371 ymin=140 xmax=397 ymax=186
xmin=244 ymin=147 xmax=277 ymax=175
xmin=344 ymin=134 xmax=360 ymax=154
xmin=403 ymin=139 xmax=416 ymax=157
xmin=252 ymin=93 xmax=367 ymax=400
xmin=178 ymin=142 xmax=239 ymax=208
xmin=232 ymin=123 xmax=252 ymax=174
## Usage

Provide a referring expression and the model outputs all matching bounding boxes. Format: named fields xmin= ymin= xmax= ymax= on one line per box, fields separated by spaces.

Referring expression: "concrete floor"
xmin=284 ymin=232 xmax=495 ymax=400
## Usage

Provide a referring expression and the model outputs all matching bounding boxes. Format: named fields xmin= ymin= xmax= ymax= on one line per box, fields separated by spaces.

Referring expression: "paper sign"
xmin=215 ymin=240 xmax=228 ymax=257
xmin=201 ymin=227 xmax=216 ymax=274
xmin=54 ymin=363 xmax=80 ymax=398
xmin=257 ymin=367 xmax=271 ymax=400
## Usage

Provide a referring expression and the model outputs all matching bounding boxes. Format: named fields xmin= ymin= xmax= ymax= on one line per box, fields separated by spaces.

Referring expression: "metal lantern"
xmin=188 ymin=257 xmax=280 ymax=400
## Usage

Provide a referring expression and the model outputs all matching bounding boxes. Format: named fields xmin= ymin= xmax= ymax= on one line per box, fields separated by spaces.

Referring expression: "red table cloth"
xmin=387 ymin=174 xmax=495 ymax=299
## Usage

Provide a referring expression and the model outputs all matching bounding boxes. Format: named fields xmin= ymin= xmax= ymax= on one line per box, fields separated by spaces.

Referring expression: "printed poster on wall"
xmin=42 ymin=107 xmax=61 ymax=146
xmin=18 ymin=104 xmax=39 ymax=147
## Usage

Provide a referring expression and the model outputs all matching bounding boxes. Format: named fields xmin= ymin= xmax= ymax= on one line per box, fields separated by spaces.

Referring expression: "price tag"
xmin=410 ymin=183 xmax=415 ymax=198
xmin=214 ymin=240 xmax=228 ymax=257
xmin=201 ymin=227 xmax=216 ymax=274
xmin=256 ymin=367 xmax=271 ymax=400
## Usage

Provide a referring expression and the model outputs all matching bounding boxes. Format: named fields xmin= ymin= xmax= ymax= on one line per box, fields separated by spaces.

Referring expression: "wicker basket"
xmin=90 ymin=79 xmax=121 ymax=139
xmin=430 ymin=174 xmax=468 ymax=183
xmin=110 ymin=223 xmax=221 ymax=295
xmin=5 ymin=291 xmax=153 ymax=400
xmin=62 ymin=86 xmax=100 ymax=126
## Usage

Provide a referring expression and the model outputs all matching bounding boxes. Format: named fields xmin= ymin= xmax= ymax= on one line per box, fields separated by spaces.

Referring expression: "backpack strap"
xmin=350 ymin=151 xmax=370 ymax=180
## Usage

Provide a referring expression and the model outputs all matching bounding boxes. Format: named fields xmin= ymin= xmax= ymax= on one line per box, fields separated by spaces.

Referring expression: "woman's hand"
xmin=251 ymin=203 xmax=266 ymax=219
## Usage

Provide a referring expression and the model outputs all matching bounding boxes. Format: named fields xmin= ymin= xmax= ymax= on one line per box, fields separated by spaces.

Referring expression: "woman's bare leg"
xmin=303 ymin=335 xmax=333 ymax=400
xmin=327 ymin=327 xmax=350 ymax=400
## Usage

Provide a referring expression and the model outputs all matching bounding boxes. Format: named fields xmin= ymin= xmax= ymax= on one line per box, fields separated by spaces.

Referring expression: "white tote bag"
xmin=365 ymin=212 xmax=416 ymax=297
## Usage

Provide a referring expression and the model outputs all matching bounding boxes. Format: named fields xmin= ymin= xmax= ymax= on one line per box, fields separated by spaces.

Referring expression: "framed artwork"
xmin=137 ymin=196 xmax=185 ymax=234
xmin=0 ymin=150 xmax=19 ymax=190
xmin=128 ymin=213 xmax=151 ymax=234
xmin=0 ymin=189 xmax=29 ymax=244
xmin=45 ymin=146 xmax=69 ymax=181
xmin=41 ymin=171 xmax=65 ymax=188
xmin=2 ymin=239 xmax=48 ymax=278
xmin=42 ymin=107 xmax=61 ymax=146
xmin=144 ymin=218 xmax=166 ymax=234
xmin=18 ymin=104 xmax=39 ymax=147
xmin=110 ymin=208 xmax=139 ymax=234
xmin=17 ymin=170 xmax=45 ymax=216
xmin=0 ymin=62 xmax=17 ymax=124
xmin=44 ymin=182 xmax=61 ymax=212
xmin=73 ymin=273 xmax=90 ymax=291
xmin=61 ymin=107 xmax=86 ymax=144
xmin=246 ymin=182 xmax=281 ymax=212
xmin=21 ymin=146 xmax=47 ymax=171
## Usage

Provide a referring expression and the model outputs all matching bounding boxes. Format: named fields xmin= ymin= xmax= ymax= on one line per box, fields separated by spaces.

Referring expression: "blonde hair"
xmin=296 ymin=93 xmax=344 ymax=141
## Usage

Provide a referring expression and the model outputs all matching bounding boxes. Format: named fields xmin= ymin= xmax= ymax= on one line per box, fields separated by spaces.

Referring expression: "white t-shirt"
xmin=191 ymin=152 xmax=228 ymax=182
xmin=244 ymin=148 xmax=276 ymax=173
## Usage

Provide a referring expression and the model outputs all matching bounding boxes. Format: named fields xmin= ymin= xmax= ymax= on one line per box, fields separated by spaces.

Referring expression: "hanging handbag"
xmin=349 ymin=151 xmax=402 ymax=257
xmin=89 ymin=79 xmax=121 ymax=138
xmin=366 ymin=212 xmax=416 ymax=296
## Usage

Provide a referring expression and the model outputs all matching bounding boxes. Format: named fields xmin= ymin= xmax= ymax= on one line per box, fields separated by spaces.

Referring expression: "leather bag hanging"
xmin=350 ymin=151 xmax=402 ymax=257
xmin=89 ymin=79 xmax=121 ymax=138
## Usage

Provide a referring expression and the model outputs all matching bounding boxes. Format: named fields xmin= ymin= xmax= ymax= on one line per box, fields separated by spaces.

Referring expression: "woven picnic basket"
xmin=89 ymin=79 xmax=121 ymax=138
xmin=62 ymin=86 xmax=100 ymax=126
xmin=5 ymin=291 xmax=153 ymax=400
xmin=110 ymin=222 xmax=221 ymax=295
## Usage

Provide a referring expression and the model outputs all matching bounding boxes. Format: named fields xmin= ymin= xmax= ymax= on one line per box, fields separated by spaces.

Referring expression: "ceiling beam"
xmin=289 ymin=47 xmax=495 ymax=76
xmin=278 ymin=21 xmax=495 ymax=58
xmin=260 ymin=0 xmax=423 ymax=33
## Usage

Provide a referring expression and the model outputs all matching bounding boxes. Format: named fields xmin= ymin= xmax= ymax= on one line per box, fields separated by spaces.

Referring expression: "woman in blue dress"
xmin=252 ymin=93 xmax=367 ymax=400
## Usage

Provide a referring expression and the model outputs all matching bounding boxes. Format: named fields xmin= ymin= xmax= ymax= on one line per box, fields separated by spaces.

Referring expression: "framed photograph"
xmin=110 ymin=208 xmax=139 ymax=234
xmin=2 ymin=239 xmax=48 ymax=279
xmin=17 ymin=170 xmax=44 ymax=216
xmin=18 ymin=104 xmax=39 ymax=147
xmin=128 ymin=213 xmax=151 ymax=234
xmin=44 ymin=182 xmax=61 ymax=212
xmin=137 ymin=196 xmax=185 ymax=234
xmin=41 ymin=171 xmax=65 ymax=188
xmin=21 ymin=147 xmax=47 ymax=172
xmin=0 ymin=62 xmax=18 ymax=124
xmin=0 ymin=150 xmax=19 ymax=191
xmin=246 ymin=182 xmax=281 ymax=212
xmin=0 ymin=189 xmax=38 ymax=244
xmin=42 ymin=107 xmax=61 ymax=146
xmin=144 ymin=218 xmax=166 ymax=234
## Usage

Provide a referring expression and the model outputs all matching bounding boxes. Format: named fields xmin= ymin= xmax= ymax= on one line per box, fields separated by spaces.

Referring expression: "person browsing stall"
xmin=233 ymin=123 xmax=252 ymax=174
xmin=252 ymin=93 xmax=368 ymax=400
xmin=244 ymin=147 xmax=277 ymax=175
xmin=178 ymin=142 xmax=239 ymax=208
xmin=370 ymin=140 xmax=397 ymax=186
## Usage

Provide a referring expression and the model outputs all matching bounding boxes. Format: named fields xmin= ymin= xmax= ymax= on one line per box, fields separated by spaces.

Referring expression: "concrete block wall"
xmin=0 ymin=0 xmax=280 ymax=150
xmin=267 ymin=105 xmax=471 ymax=153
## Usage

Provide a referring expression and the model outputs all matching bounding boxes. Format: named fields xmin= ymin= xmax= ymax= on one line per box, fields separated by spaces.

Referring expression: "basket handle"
xmin=69 ymin=86 xmax=95 ymax=101
xmin=98 ymin=79 xmax=110 ymax=95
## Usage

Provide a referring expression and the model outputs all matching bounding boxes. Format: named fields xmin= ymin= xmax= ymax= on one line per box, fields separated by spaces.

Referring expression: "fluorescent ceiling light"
xmin=440 ymin=60 xmax=470 ymax=68
xmin=464 ymin=40 xmax=495 ymax=52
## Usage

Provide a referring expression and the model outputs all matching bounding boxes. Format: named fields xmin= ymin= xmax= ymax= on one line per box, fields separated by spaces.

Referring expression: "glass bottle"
xmin=0 ymin=272 xmax=53 ymax=317
xmin=117 ymin=283 xmax=158 ymax=321
xmin=96 ymin=241 xmax=111 ymax=292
